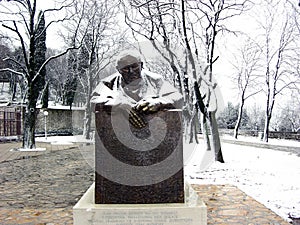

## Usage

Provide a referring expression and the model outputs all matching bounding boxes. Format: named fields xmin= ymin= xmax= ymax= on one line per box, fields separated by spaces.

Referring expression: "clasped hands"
xmin=125 ymin=97 xmax=174 ymax=129
xmin=104 ymin=96 xmax=174 ymax=128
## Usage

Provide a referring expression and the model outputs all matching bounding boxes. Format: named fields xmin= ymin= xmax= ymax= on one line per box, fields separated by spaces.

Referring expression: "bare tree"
xmin=45 ymin=49 xmax=69 ymax=104
xmin=119 ymin=0 xmax=251 ymax=162
xmin=190 ymin=0 xmax=252 ymax=161
xmin=121 ymin=0 xmax=194 ymax=138
xmin=255 ymin=0 xmax=300 ymax=142
xmin=121 ymin=0 xmax=205 ymax=147
xmin=0 ymin=0 xmax=82 ymax=149
xmin=230 ymin=38 xmax=262 ymax=139
xmin=68 ymin=0 xmax=123 ymax=139
xmin=0 ymin=40 xmax=16 ymax=100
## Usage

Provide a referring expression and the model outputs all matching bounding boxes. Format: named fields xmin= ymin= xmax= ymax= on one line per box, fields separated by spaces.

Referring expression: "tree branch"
xmin=2 ymin=22 xmax=29 ymax=70
xmin=0 ymin=68 xmax=26 ymax=79
xmin=33 ymin=45 xmax=82 ymax=82
xmin=3 ymin=57 xmax=28 ymax=77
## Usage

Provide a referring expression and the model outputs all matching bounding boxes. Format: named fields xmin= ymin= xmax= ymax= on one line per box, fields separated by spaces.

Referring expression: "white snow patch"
xmin=36 ymin=101 xmax=85 ymax=110
xmin=36 ymin=135 xmax=94 ymax=145
xmin=36 ymin=136 xmax=76 ymax=145
xmin=185 ymin=137 xmax=300 ymax=223
xmin=12 ymin=147 xmax=46 ymax=152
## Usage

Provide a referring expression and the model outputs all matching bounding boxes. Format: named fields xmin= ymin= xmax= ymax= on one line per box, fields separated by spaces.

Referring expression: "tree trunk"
xmin=10 ymin=77 xmax=17 ymax=101
xmin=83 ymin=106 xmax=91 ymax=140
xmin=41 ymin=82 xmax=49 ymax=108
xmin=22 ymin=95 xmax=37 ymax=149
xmin=83 ymin=75 xmax=92 ymax=140
xmin=208 ymin=111 xmax=224 ymax=163
xmin=193 ymin=81 xmax=223 ymax=162
xmin=201 ymin=117 xmax=211 ymax=151
xmin=234 ymin=100 xmax=245 ymax=139
xmin=263 ymin=114 xmax=270 ymax=142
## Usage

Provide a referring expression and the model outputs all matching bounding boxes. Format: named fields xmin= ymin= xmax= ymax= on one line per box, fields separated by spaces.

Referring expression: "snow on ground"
xmin=36 ymin=134 xmax=300 ymax=222
xmin=185 ymin=136 xmax=300 ymax=223
xmin=36 ymin=135 xmax=93 ymax=145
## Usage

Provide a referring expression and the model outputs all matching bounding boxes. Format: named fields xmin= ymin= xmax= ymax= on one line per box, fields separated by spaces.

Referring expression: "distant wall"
xmin=267 ymin=131 xmax=300 ymax=140
xmin=219 ymin=129 xmax=300 ymax=140
xmin=35 ymin=108 xmax=95 ymax=135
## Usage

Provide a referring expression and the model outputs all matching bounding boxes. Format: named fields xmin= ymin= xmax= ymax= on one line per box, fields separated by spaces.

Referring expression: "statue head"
xmin=116 ymin=54 xmax=143 ymax=85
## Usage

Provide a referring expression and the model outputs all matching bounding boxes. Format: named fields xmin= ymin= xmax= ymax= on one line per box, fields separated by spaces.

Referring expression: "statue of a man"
xmin=91 ymin=53 xmax=183 ymax=128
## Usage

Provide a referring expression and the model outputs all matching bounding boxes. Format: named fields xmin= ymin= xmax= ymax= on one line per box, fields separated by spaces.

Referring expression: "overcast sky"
xmin=1 ymin=0 xmax=298 ymax=112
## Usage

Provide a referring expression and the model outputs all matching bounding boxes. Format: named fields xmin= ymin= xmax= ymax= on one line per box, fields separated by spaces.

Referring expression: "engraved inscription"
xmin=92 ymin=210 xmax=194 ymax=225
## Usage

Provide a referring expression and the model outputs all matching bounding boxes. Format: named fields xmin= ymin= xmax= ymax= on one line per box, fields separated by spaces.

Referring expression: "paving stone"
xmin=193 ymin=184 xmax=290 ymax=225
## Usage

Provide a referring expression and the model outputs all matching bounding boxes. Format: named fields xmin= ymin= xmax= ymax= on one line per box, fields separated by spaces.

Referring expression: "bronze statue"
xmin=91 ymin=53 xmax=183 ymax=128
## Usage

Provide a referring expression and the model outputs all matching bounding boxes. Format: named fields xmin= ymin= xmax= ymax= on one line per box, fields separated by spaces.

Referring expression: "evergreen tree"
xmin=41 ymin=82 xmax=49 ymax=108
xmin=34 ymin=12 xmax=47 ymax=107
xmin=12 ymin=47 xmax=26 ymax=101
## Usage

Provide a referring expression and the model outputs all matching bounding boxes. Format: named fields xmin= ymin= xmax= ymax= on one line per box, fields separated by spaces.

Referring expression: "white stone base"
xmin=73 ymin=183 xmax=207 ymax=225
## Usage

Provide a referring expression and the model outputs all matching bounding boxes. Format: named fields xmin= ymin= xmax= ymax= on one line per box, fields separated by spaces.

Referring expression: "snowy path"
xmin=185 ymin=137 xmax=300 ymax=223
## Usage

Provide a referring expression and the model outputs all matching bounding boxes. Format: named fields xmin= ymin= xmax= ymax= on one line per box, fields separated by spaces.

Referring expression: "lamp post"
xmin=43 ymin=110 xmax=48 ymax=140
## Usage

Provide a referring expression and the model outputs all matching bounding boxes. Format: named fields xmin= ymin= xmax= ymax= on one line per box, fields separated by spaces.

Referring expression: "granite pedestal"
xmin=94 ymin=104 xmax=184 ymax=204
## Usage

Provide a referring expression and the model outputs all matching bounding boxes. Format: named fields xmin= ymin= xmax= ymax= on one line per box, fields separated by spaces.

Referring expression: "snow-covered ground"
xmin=36 ymin=135 xmax=90 ymax=145
xmin=185 ymin=135 xmax=300 ymax=223
xmin=36 ymin=134 xmax=300 ymax=223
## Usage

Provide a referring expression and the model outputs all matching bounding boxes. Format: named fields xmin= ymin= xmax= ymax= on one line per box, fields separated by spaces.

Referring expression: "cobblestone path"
xmin=0 ymin=144 xmax=94 ymax=224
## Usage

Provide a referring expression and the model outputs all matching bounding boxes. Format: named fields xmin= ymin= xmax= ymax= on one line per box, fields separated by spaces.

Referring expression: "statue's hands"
xmin=104 ymin=99 xmax=147 ymax=129
xmin=134 ymin=97 xmax=174 ymax=114
xmin=127 ymin=108 xmax=147 ymax=129
xmin=103 ymin=96 xmax=174 ymax=129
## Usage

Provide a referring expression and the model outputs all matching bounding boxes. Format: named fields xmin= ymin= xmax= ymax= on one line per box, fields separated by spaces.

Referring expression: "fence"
xmin=0 ymin=107 xmax=22 ymax=136
xmin=0 ymin=106 xmax=92 ymax=138
xmin=219 ymin=129 xmax=300 ymax=141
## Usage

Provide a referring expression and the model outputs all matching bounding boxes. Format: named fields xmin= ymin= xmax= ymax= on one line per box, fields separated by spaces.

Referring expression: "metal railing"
xmin=0 ymin=107 xmax=22 ymax=136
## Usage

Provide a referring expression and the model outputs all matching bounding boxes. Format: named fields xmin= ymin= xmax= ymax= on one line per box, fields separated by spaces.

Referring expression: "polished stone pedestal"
xmin=73 ymin=183 xmax=207 ymax=225
xmin=94 ymin=104 xmax=184 ymax=204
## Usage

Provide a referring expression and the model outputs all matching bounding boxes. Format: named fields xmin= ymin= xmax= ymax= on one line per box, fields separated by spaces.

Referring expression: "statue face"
xmin=118 ymin=62 xmax=142 ymax=85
